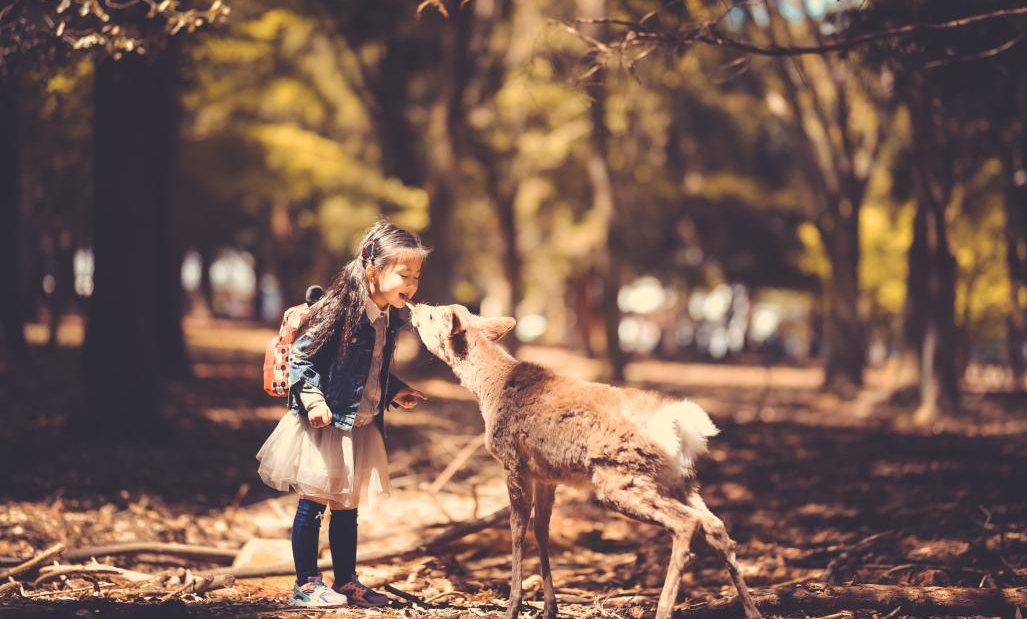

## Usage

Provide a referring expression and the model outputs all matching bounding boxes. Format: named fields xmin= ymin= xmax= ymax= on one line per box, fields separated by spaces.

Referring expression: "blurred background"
xmin=1 ymin=1 xmax=1026 ymax=615
xmin=3 ymin=0 xmax=1025 ymax=429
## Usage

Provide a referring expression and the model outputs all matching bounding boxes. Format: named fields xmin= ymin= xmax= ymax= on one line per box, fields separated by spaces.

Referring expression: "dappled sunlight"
xmin=24 ymin=316 xmax=84 ymax=347
xmin=203 ymin=406 xmax=285 ymax=429
xmin=5 ymin=319 xmax=1027 ymax=617
xmin=185 ymin=317 xmax=275 ymax=354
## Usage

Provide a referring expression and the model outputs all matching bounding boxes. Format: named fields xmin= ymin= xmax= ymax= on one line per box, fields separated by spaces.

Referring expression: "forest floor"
xmin=1 ymin=316 xmax=1025 ymax=618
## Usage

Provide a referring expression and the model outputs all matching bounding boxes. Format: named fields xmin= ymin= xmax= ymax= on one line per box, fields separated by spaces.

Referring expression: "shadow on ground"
xmin=2 ymin=319 xmax=1025 ymax=617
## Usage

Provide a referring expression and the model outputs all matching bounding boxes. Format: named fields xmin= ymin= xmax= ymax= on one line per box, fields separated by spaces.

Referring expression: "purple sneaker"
xmin=334 ymin=576 xmax=390 ymax=607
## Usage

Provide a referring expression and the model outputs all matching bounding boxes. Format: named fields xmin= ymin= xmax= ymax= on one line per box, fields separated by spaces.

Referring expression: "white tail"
xmin=645 ymin=400 xmax=720 ymax=473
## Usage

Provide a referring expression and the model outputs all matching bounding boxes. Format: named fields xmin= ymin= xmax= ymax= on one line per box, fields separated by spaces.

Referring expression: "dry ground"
xmin=1 ymin=316 xmax=1025 ymax=618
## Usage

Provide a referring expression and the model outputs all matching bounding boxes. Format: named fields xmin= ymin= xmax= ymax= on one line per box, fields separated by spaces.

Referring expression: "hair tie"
xmin=361 ymin=241 xmax=376 ymax=265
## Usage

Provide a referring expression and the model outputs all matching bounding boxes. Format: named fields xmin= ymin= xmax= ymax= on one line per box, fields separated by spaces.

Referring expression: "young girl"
xmin=256 ymin=221 xmax=429 ymax=608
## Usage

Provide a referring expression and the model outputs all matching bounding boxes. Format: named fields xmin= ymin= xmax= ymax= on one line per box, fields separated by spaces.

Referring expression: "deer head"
xmin=407 ymin=303 xmax=516 ymax=367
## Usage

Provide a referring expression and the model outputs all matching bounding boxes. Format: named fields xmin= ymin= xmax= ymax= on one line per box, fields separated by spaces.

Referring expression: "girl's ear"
xmin=364 ymin=264 xmax=378 ymax=283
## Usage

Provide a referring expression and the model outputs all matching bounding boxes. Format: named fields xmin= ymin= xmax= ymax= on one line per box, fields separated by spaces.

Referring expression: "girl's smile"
xmin=368 ymin=252 xmax=423 ymax=310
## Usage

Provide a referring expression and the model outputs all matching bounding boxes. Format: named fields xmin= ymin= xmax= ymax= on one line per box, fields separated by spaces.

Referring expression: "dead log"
xmin=675 ymin=583 xmax=1027 ymax=619
xmin=201 ymin=505 xmax=511 ymax=579
xmin=62 ymin=542 xmax=238 ymax=564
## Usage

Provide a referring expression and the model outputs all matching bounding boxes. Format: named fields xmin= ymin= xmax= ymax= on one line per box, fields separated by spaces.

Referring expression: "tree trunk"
xmin=0 ymin=70 xmax=29 ymax=366
xmin=154 ymin=41 xmax=190 ymax=379
xmin=493 ymin=174 xmax=522 ymax=355
xmin=820 ymin=211 xmax=864 ymax=395
xmin=910 ymin=92 xmax=960 ymax=424
xmin=367 ymin=39 xmax=426 ymax=190
xmin=81 ymin=51 xmax=181 ymax=437
xmin=159 ymin=249 xmax=190 ymax=378
xmin=566 ymin=271 xmax=597 ymax=357
xmin=419 ymin=9 xmax=472 ymax=306
xmin=1002 ymin=131 xmax=1027 ymax=387
xmin=199 ymin=246 xmax=217 ymax=316
xmin=893 ymin=204 xmax=928 ymax=392
xmin=473 ymin=140 xmax=522 ymax=354
xmin=251 ymin=247 xmax=267 ymax=323
xmin=580 ymin=0 xmax=625 ymax=382
xmin=44 ymin=223 xmax=77 ymax=353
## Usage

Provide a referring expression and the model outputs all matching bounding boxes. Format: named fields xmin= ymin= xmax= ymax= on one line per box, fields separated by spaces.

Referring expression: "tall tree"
xmin=908 ymin=84 xmax=960 ymax=422
xmin=81 ymin=48 xmax=183 ymax=435
xmin=0 ymin=69 xmax=28 ymax=365
xmin=753 ymin=1 xmax=893 ymax=394
xmin=579 ymin=0 xmax=626 ymax=381
xmin=1001 ymin=83 xmax=1027 ymax=387
xmin=315 ymin=0 xmax=465 ymax=303
xmin=420 ymin=5 xmax=473 ymax=304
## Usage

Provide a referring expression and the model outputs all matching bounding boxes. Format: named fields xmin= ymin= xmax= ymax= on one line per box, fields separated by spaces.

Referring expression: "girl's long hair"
xmin=300 ymin=220 xmax=430 ymax=358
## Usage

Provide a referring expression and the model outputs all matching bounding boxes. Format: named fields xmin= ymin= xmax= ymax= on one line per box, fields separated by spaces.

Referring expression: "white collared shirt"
xmin=353 ymin=297 xmax=389 ymax=427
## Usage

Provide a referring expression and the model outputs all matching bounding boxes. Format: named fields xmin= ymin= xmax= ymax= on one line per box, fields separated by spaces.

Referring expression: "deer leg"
xmin=532 ymin=480 xmax=558 ymax=619
xmin=686 ymin=492 xmax=762 ymax=619
xmin=654 ymin=527 xmax=699 ymax=619
xmin=505 ymin=471 xmax=533 ymax=619
xmin=592 ymin=468 xmax=701 ymax=619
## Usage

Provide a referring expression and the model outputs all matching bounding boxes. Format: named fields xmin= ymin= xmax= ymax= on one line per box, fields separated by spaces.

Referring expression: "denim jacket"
xmin=287 ymin=307 xmax=409 ymax=437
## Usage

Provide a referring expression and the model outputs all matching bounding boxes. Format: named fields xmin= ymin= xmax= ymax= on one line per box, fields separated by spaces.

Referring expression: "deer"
xmin=406 ymin=302 xmax=763 ymax=619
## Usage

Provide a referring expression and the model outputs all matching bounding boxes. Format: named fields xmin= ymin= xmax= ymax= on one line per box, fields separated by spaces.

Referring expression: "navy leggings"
xmin=291 ymin=498 xmax=359 ymax=585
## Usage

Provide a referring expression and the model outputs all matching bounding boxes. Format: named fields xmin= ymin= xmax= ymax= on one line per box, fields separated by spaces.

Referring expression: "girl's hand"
xmin=307 ymin=403 xmax=333 ymax=428
xmin=392 ymin=388 xmax=427 ymax=409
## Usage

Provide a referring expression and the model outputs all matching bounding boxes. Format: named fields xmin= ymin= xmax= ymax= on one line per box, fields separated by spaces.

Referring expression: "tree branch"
xmin=572 ymin=4 xmax=1027 ymax=59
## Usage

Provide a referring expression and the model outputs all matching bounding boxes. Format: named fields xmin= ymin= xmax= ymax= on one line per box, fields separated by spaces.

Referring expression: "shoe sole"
xmin=289 ymin=601 xmax=349 ymax=609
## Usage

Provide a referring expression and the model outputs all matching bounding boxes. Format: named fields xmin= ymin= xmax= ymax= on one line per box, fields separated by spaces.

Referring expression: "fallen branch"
xmin=158 ymin=572 xmax=236 ymax=602
xmin=675 ymin=583 xmax=1027 ymax=618
xmin=21 ymin=582 xmax=123 ymax=599
xmin=0 ymin=543 xmax=64 ymax=580
xmin=383 ymin=582 xmax=430 ymax=605
xmin=821 ymin=530 xmax=895 ymax=583
xmin=33 ymin=563 xmax=155 ymax=587
xmin=202 ymin=506 xmax=511 ymax=579
xmin=62 ymin=542 xmax=239 ymax=564
xmin=427 ymin=434 xmax=485 ymax=493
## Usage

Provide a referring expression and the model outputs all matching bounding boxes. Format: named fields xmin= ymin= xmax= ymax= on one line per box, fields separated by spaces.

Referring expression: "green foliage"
xmin=1 ymin=0 xmax=229 ymax=68
xmin=13 ymin=0 xmax=1024 ymax=360
xmin=180 ymin=3 xmax=427 ymax=268
xmin=951 ymin=167 xmax=1013 ymax=341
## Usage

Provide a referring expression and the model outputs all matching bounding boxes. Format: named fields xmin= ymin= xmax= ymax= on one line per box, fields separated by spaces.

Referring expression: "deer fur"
xmin=407 ymin=303 xmax=762 ymax=619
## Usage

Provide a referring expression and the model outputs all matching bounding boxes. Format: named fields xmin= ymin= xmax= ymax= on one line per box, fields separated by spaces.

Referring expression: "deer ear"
xmin=481 ymin=317 xmax=516 ymax=341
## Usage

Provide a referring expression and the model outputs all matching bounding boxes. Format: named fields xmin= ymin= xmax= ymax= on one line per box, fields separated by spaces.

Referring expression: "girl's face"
xmin=368 ymin=252 xmax=423 ymax=310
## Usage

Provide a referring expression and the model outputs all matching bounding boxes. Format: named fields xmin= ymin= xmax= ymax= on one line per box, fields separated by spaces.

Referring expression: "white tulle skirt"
xmin=256 ymin=413 xmax=391 ymax=508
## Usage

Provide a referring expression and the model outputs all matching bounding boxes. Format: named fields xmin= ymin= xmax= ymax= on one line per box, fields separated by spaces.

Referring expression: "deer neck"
xmin=452 ymin=335 xmax=517 ymax=417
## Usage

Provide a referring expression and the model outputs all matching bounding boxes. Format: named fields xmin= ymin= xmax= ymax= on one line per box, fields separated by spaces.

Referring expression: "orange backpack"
xmin=262 ymin=286 xmax=323 ymax=397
